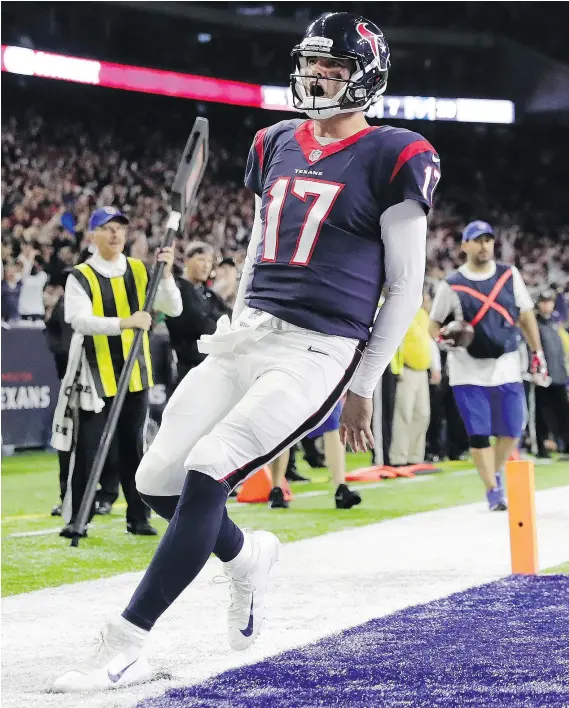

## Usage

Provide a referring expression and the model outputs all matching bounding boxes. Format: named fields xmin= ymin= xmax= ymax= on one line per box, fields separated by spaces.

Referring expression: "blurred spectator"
xmin=212 ymin=257 xmax=238 ymax=308
xmin=371 ymin=352 xmax=402 ymax=467
xmin=44 ymin=285 xmax=73 ymax=380
xmin=165 ymin=242 xmax=231 ymax=383
xmin=390 ymin=292 xmax=439 ymax=466
xmin=18 ymin=248 xmax=49 ymax=321
xmin=534 ymin=290 xmax=569 ymax=457
xmin=1 ymin=261 xmax=22 ymax=322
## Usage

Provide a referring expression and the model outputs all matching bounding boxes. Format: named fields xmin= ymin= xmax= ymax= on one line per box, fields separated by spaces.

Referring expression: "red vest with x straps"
xmin=446 ymin=263 xmax=521 ymax=359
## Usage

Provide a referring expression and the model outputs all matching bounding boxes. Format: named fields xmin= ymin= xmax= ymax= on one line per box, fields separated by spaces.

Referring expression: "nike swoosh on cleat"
xmin=239 ymin=596 xmax=254 ymax=637
xmin=108 ymin=658 xmax=139 ymax=684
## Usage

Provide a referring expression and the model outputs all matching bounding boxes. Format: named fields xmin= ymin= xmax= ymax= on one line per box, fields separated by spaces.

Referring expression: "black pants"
xmin=535 ymin=384 xmax=569 ymax=454
xmin=381 ymin=368 xmax=398 ymax=466
xmin=442 ymin=376 xmax=468 ymax=458
xmin=58 ymin=449 xmax=120 ymax=505
xmin=70 ymin=390 xmax=150 ymax=523
xmin=426 ymin=383 xmax=443 ymax=457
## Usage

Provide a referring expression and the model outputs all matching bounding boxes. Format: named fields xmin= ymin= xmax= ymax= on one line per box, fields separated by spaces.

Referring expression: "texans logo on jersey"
xmin=356 ymin=22 xmax=386 ymax=64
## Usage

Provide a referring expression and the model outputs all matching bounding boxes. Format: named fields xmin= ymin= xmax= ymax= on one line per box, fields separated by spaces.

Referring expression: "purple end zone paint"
xmin=136 ymin=576 xmax=569 ymax=708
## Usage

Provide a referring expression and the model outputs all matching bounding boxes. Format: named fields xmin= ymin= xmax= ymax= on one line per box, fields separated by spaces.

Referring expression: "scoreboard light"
xmin=1 ymin=45 xmax=515 ymax=124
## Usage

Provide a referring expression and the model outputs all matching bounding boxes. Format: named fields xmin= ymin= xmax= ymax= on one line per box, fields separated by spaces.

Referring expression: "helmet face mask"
xmin=290 ymin=13 xmax=390 ymax=120
xmin=293 ymin=54 xmax=358 ymax=119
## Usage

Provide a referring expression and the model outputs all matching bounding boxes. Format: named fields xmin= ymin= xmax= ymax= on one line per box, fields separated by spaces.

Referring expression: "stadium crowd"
xmin=2 ymin=104 xmax=569 ymax=461
xmin=3 ymin=107 xmax=568 ymax=313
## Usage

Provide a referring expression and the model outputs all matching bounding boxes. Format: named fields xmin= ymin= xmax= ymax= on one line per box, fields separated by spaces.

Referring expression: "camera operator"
xmin=166 ymin=242 xmax=232 ymax=384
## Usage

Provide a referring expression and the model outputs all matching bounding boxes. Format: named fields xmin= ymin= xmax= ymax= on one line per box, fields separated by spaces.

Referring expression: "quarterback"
xmin=54 ymin=12 xmax=441 ymax=691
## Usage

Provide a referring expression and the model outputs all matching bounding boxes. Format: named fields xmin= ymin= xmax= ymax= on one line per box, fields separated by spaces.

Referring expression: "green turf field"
xmin=2 ymin=451 xmax=567 ymax=596
xmin=543 ymin=561 xmax=569 ymax=574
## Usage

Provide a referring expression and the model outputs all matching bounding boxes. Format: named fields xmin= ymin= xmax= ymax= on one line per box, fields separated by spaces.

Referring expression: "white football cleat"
xmin=224 ymin=530 xmax=280 ymax=651
xmin=52 ymin=619 xmax=153 ymax=693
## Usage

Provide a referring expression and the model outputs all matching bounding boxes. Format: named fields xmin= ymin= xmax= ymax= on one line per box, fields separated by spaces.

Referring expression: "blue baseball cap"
xmin=462 ymin=220 xmax=495 ymax=242
xmin=88 ymin=207 xmax=129 ymax=232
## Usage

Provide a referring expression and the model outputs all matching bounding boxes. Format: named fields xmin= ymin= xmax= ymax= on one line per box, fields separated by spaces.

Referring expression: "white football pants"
xmin=136 ymin=313 xmax=362 ymax=494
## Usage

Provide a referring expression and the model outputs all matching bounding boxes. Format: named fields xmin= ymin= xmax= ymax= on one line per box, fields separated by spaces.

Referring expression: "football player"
xmin=54 ymin=12 xmax=441 ymax=691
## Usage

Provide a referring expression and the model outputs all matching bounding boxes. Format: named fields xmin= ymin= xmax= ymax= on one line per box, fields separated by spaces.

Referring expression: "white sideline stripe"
xmin=10 ymin=528 xmax=66 ymax=538
xmin=2 ymin=486 xmax=568 ymax=708
xmin=7 ymin=519 xmax=124 ymax=538
xmin=7 ymin=477 xmax=431 ymax=535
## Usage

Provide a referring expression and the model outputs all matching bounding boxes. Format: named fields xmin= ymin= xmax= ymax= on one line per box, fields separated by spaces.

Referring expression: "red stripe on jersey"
xmin=294 ymin=120 xmax=381 ymax=164
xmin=254 ymin=128 xmax=267 ymax=171
xmin=389 ymin=139 xmax=436 ymax=183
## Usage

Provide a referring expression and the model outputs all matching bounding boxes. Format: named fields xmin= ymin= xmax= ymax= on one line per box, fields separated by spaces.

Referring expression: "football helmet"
xmin=290 ymin=12 xmax=390 ymax=120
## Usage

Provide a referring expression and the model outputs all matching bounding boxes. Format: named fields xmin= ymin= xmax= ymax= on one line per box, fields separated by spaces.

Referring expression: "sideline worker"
xmin=390 ymin=291 xmax=440 ymax=466
xmin=54 ymin=207 xmax=182 ymax=538
xmin=45 ymin=274 xmax=121 ymax=518
xmin=534 ymin=289 xmax=569 ymax=457
xmin=166 ymin=242 xmax=231 ymax=384
xmin=430 ymin=220 xmax=546 ymax=511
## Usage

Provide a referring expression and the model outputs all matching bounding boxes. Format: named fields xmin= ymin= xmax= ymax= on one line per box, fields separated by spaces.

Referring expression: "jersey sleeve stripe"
xmin=389 ymin=139 xmax=436 ymax=183
xmin=254 ymin=128 xmax=268 ymax=172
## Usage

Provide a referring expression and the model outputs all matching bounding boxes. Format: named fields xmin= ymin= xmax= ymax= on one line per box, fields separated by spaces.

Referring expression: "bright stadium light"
xmin=3 ymin=46 xmax=35 ymax=75
xmin=3 ymin=45 xmax=100 ymax=84
xmin=455 ymin=99 xmax=515 ymax=124
xmin=1 ymin=45 xmax=516 ymax=124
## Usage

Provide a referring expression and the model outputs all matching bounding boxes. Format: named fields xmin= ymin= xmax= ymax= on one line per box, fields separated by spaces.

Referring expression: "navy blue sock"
xmin=214 ymin=508 xmax=244 ymax=562
xmin=123 ymin=471 xmax=238 ymax=631
xmin=140 ymin=492 xmax=243 ymax=562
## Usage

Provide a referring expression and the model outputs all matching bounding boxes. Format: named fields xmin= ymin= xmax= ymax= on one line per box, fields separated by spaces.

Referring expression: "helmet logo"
xmin=356 ymin=22 xmax=386 ymax=63
xmin=308 ymin=149 xmax=323 ymax=162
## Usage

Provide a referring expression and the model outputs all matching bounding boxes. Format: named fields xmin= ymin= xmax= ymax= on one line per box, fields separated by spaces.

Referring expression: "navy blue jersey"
xmin=447 ymin=264 xmax=521 ymax=359
xmin=244 ymin=119 xmax=440 ymax=340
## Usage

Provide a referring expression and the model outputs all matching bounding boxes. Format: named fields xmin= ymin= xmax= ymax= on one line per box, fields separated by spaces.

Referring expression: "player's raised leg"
xmin=122 ymin=329 xmax=360 ymax=656
xmin=194 ymin=332 xmax=362 ymax=650
xmin=52 ymin=352 xmax=246 ymax=693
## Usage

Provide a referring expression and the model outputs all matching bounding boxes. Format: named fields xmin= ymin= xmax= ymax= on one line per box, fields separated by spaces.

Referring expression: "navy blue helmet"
xmin=290 ymin=12 xmax=390 ymax=119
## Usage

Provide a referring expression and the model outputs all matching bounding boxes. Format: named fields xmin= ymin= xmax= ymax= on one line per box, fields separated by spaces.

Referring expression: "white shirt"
xmin=430 ymin=262 xmax=534 ymax=387
xmin=19 ymin=270 xmax=48 ymax=316
xmin=64 ymin=252 xmax=182 ymax=335
xmin=234 ymin=197 xmax=427 ymax=399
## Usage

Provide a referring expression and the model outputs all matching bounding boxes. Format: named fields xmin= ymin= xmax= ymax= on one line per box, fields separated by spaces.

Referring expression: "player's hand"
xmin=120 ymin=311 xmax=152 ymax=331
xmin=157 ymin=247 xmax=175 ymax=279
xmin=530 ymin=350 xmax=551 ymax=387
xmin=339 ymin=391 xmax=375 ymax=453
